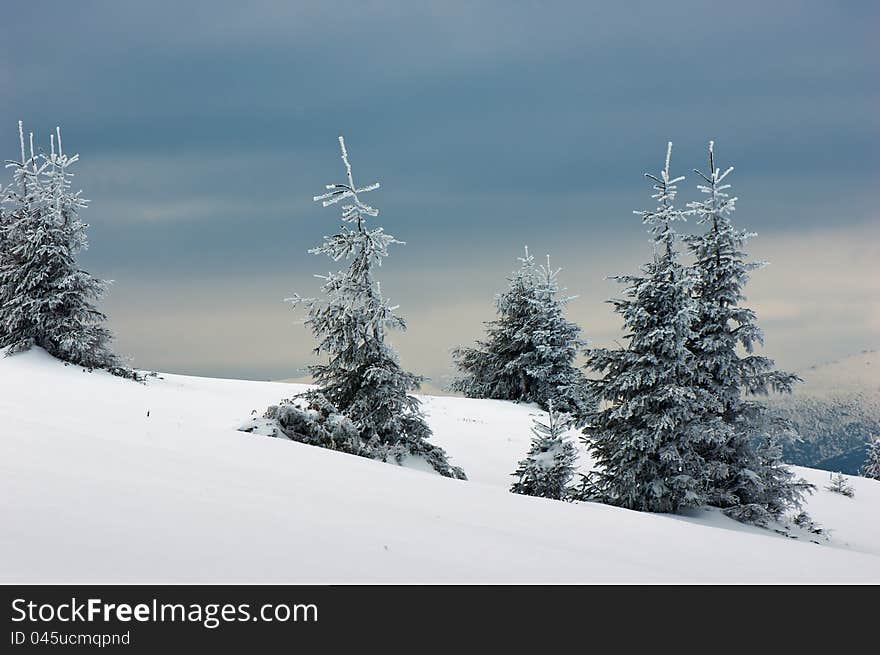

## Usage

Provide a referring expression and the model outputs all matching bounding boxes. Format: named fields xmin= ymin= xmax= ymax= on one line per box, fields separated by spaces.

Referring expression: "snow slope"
xmin=1 ymin=349 xmax=878 ymax=583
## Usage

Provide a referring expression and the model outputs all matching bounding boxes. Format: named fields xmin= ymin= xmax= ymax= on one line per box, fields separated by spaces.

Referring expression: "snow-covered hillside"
xmin=1 ymin=349 xmax=878 ymax=583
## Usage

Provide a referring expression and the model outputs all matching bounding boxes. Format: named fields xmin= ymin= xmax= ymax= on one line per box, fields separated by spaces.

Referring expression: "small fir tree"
xmin=281 ymin=136 xmax=465 ymax=479
xmin=862 ymin=438 xmax=880 ymax=481
xmin=579 ymin=143 xmax=710 ymax=513
xmin=451 ymin=247 xmax=590 ymax=414
xmin=0 ymin=122 xmax=132 ymax=377
xmin=510 ymin=400 xmax=578 ymax=500
xmin=825 ymin=472 xmax=854 ymax=498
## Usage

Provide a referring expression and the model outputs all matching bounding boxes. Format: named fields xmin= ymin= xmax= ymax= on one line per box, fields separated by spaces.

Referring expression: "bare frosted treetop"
xmin=312 ymin=136 xmax=381 ymax=224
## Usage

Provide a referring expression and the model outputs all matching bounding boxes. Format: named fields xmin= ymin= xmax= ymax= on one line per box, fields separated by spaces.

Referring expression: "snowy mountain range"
xmin=1 ymin=347 xmax=878 ymax=583
xmin=772 ymin=349 xmax=880 ymax=474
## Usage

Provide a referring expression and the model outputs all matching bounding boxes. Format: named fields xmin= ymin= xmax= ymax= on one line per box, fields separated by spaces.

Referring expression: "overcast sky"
xmin=3 ymin=1 xmax=877 ymax=385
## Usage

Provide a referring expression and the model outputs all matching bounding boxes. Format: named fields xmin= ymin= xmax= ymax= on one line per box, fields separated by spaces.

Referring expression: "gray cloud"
xmin=3 ymin=1 xmax=877 ymax=379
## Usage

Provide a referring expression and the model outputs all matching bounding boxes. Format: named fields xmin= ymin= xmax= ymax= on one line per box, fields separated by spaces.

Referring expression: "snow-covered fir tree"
xmin=282 ymin=136 xmax=465 ymax=479
xmin=825 ymin=472 xmax=854 ymax=498
xmin=861 ymin=437 xmax=880 ymax=480
xmin=578 ymin=143 xmax=711 ymax=513
xmin=684 ymin=141 xmax=811 ymax=524
xmin=452 ymin=248 xmax=540 ymax=402
xmin=510 ymin=400 xmax=577 ymax=500
xmin=451 ymin=247 xmax=591 ymax=414
xmin=0 ymin=122 xmax=132 ymax=377
xmin=0 ymin=174 xmax=7 ymax=344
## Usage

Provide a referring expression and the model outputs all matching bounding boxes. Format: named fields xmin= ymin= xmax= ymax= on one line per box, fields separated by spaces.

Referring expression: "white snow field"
xmin=1 ymin=348 xmax=878 ymax=583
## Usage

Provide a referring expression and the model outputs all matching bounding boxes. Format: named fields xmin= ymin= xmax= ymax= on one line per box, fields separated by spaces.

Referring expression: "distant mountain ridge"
xmin=772 ymin=349 xmax=879 ymax=474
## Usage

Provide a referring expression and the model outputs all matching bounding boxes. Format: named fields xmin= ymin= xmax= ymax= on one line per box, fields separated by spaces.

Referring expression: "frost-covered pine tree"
xmin=510 ymin=400 xmax=578 ymax=500
xmin=684 ymin=141 xmax=811 ymax=524
xmin=825 ymin=472 xmax=854 ymax=498
xmin=283 ymin=136 xmax=464 ymax=479
xmin=578 ymin=143 xmax=711 ymax=513
xmin=452 ymin=248 xmax=539 ymax=401
xmin=451 ymin=247 xmax=590 ymax=414
xmin=0 ymin=171 xmax=8 ymax=344
xmin=0 ymin=122 xmax=132 ymax=377
xmin=862 ymin=437 xmax=880 ymax=480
